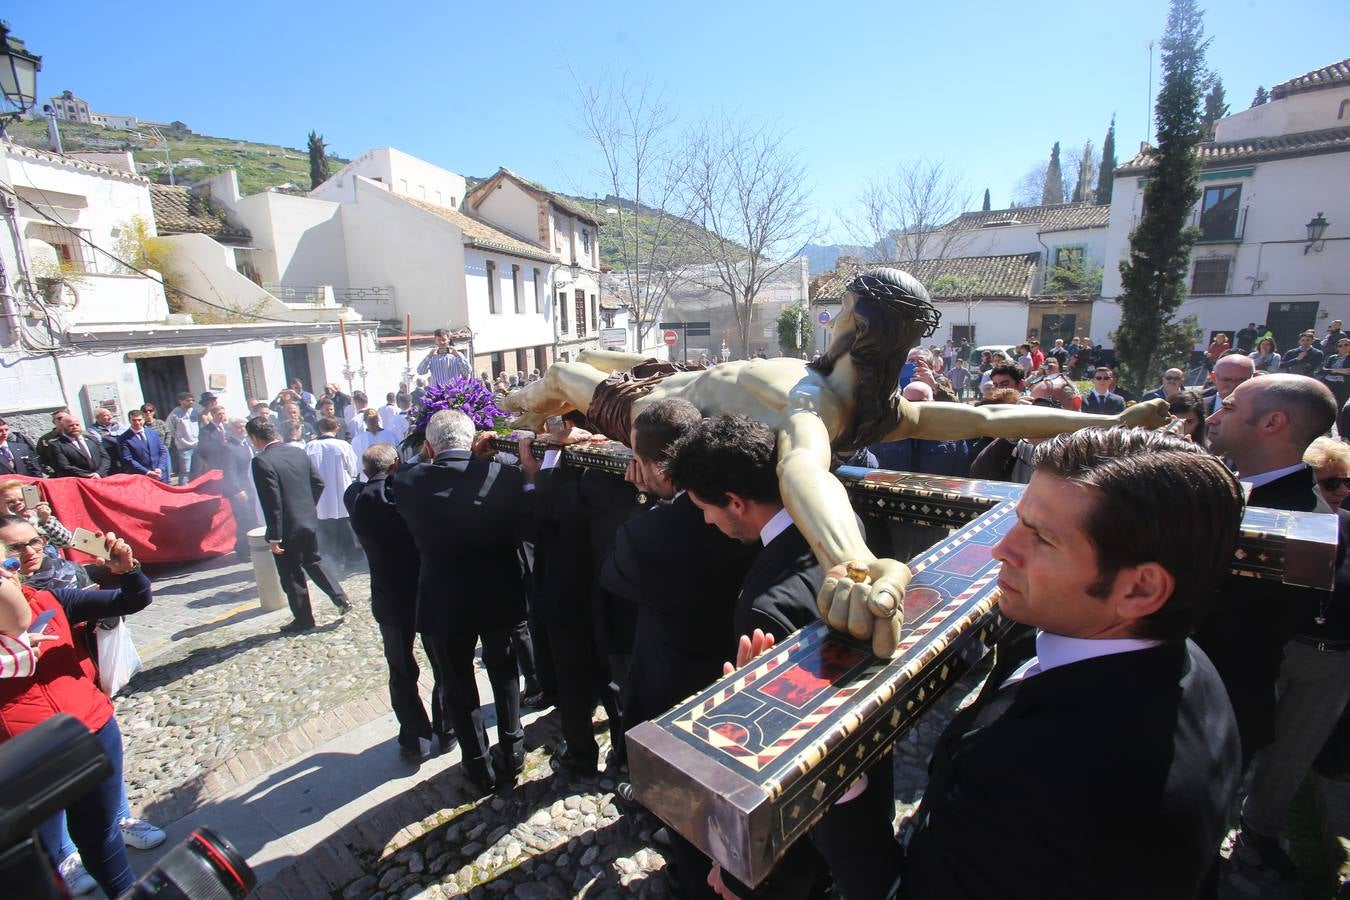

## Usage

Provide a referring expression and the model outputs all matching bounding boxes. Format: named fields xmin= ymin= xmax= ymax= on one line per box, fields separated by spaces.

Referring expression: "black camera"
xmin=0 ymin=715 xmax=255 ymax=899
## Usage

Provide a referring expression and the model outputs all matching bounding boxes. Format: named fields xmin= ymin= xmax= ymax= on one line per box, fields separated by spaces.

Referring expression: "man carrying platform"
xmin=503 ymin=267 xmax=1169 ymax=655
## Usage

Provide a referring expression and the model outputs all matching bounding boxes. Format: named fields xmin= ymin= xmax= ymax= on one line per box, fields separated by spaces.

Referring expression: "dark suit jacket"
xmin=344 ymin=475 xmax=421 ymax=629
xmin=251 ymin=442 xmax=323 ymax=542
xmin=1194 ymin=465 xmax=1330 ymax=755
xmin=197 ymin=422 xmax=226 ymax=470
xmin=43 ymin=433 xmax=110 ymax=478
xmin=737 ymin=521 xmax=822 ymax=642
xmin=219 ymin=439 xmax=254 ymax=499
xmin=117 ymin=428 xmax=170 ymax=481
xmin=600 ymin=492 xmax=755 ymax=727
xmin=1081 ymin=391 xmax=1126 ymax=415
xmin=0 ymin=434 xmax=44 ymax=477
xmin=898 ymin=632 xmax=1240 ymax=899
xmin=391 ymin=450 xmax=528 ymax=635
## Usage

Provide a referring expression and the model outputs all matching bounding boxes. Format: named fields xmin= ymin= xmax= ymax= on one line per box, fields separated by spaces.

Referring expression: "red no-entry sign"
xmin=663 ymin=329 xmax=679 ymax=346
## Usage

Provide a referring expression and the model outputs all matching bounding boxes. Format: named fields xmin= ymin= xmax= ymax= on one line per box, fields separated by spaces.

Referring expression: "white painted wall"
xmin=1216 ymin=85 xmax=1350 ymax=142
xmin=312 ymin=147 xmax=466 ymax=210
xmin=935 ymin=299 xmax=1028 ymax=348
xmin=63 ymin=272 xmax=170 ymax=325
xmin=237 ymin=191 xmax=347 ymax=288
xmin=159 ymin=233 xmax=297 ymax=320
xmin=473 ymin=180 xmax=544 ymax=245
xmin=464 ymin=248 xmax=555 ymax=355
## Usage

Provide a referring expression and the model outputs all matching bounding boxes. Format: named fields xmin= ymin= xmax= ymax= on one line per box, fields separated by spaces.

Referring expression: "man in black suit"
xmin=599 ymin=399 xmax=756 ymax=898
xmin=813 ymin=428 xmax=1245 ymax=899
xmin=1201 ymin=373 xmax=1339 ymax=875
xmin=42 ymin=411 xmax=110 ymax=478
xmin=196 ymin=405 xmax=228 ymax=472
xmin=0 ymin=418 xmax=45 ymax=477
xmin=666 ymin=414 xmax=820 ymax=642
xmin=246 ymin=417 xmax=351 ymax=632
xmin=345 ymin=442 xmax=432 ymax=762
xmin=1281 ymin=330 xmax=1324 ymax=376
xmin=392 ymin=410 xmax=532 ymax=792
xmin=117 ymin=409 xmax=170 ymax=482
xmin=1081 ymin=366 xmax=1126 ymax=414
xmin=219 ymin=418 xmax=256 ymax=560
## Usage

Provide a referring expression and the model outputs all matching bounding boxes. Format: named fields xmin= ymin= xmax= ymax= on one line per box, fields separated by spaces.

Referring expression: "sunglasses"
xmin=1093 ymin=376 xmax=1112 ymax=381
xmin=1320 ymin=476 xmax=1350 ymax=491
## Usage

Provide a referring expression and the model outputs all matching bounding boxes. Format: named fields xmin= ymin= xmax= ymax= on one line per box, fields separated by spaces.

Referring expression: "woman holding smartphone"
xmin=0 ymin=519 xmax=150 ymax=897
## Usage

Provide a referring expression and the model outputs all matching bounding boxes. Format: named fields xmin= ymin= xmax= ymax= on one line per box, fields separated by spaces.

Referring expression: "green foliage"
xmin=776 ymin=305 xmax=813 ymax=357
xmin=1202 ymin=77 xmax=1229 ymax=137
xmin=1042 ymin=142 xmax=1064 ymax=205
xmin=981 ymin=188 xmax=991 ymax=211
xmin=1046 ymin=255 xmax=1104 ymax=295
xmin=113 ymin=215 xmax=187 ymax=312
xmin=1251 ymin=85 xmax=1269 ymax=107
xmin=1070 ymin=140 xmax=1095 ymax=203
xmin=307 ymin=130 xmax=331 ymax=190
xmin=1113 ymin=0 xmax=1209 ymax=395
xmin=1095 ymin=116 xmax=1117 ymax=206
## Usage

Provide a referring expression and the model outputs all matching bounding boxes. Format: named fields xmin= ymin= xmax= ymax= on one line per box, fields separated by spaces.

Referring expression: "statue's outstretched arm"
xmin=777 ymin=392 xmax=908 ymax=658
xmin=898 ymin=397 xmax=1171 ymax=442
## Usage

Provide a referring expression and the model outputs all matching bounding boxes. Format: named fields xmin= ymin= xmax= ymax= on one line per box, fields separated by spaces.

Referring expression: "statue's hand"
xmin=818 ymin=558 xmax=909 ymax=659
xmin=1119 ymin=398 xmax=1171 ymax=429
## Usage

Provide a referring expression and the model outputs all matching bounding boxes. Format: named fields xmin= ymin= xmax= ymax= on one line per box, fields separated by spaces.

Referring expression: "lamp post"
xmin=1306 ymin=212 xmax=1330 ymax=255
xmin=0 ymin=23 xmax=42 ymax=138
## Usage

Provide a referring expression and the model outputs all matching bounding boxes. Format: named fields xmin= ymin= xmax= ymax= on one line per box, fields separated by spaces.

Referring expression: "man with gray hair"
xmin=346 ymin=443 xmax=431 ymax=761
xmin=392 ymin=410 xmax=535 ymax=791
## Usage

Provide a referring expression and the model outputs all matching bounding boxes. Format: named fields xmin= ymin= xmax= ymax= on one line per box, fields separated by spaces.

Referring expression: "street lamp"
xmin=0 ymin=23 xmax=41 ymax=136
xmin=1305 ymin=212 xmax=1330 ymax=254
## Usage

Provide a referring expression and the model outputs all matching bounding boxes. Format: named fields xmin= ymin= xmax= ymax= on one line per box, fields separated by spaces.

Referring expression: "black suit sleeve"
xmin=599 ymin=519 xmax=645 ymax=603
xmin=309 ymin=463 xmax=326 ymax=505
xmin=51 ymin=569 xmax=153 ymax=624
xmin=252 ymin=456 xmax=284 ymax=541
xmin=92 ymin=439 xmax=110 ymax=477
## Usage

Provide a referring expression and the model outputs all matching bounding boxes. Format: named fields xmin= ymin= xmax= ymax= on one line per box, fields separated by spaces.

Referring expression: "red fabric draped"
xmin=11 ymin=473 xmax=236 ymax=564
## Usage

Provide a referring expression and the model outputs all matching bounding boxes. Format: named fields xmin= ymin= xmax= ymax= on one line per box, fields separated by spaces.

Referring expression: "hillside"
xmin=8 ymin=119 xmax=348 ymax=196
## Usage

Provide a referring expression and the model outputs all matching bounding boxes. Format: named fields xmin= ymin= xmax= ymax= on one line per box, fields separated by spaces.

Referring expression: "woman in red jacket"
xmin=0 ymin=519 xmax=150 ymax=897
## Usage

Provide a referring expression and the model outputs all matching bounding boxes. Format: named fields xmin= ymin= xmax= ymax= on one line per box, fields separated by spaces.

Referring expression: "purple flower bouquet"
xmin=401 ymin=377 xmax=509 ymax=455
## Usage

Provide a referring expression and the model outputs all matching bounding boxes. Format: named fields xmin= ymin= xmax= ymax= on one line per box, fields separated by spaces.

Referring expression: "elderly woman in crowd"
xmin=1307 ymin=436 xmax=1350 ymax=513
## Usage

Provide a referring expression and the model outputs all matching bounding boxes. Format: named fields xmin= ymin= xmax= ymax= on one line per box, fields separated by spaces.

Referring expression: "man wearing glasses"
xmin=1082 ymin=367 xmax=1126 ymax=414
xmin=1143 ymin=368 xmax=1188 ymax=402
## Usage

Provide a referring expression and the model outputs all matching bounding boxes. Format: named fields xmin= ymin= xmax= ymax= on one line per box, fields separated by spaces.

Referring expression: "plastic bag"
xmin=96 ymin=618 xmax=142 ymax=696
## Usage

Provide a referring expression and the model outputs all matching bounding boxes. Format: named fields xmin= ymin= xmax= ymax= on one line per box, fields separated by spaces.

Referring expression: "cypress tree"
xmin=1112 ymin=0 xmax=1208 ymax=395
xmin=1041 ymin=142 xmax=1064 ymax=205
xmin=1095 ymin=116 xmax=1117 ymax=205
xmin=1071 ymin=140 xmax=1095 ymax=203
xmin=1251 ymin=85 xmax=1269 ymax=107
xmin=307 ymin=131 xmax=331 ymax=190
xmin=1202 ymin=77 xmax=1229 ymax=137
xmin=982 ymin=188 xmax=991 ymax=211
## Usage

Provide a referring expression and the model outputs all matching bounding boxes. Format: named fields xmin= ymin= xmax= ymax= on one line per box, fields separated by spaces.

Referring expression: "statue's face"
xmin=826 ymin=293 xmax=860 ymax=353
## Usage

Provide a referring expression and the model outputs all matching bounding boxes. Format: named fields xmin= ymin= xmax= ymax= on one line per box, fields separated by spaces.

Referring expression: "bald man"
xmin=1143 ymin=368 xmax=1187 ymax=402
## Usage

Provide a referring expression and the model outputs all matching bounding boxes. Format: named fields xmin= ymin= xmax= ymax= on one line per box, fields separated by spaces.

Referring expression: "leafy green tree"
xmin=1095 ymin=116 xmax=1117 ymax=205
xmin=1071 ymin=140 xmax=1095 ymax=203
xmin=1251 ymin=85 xmax=1269 ymax=107
xmin=1202 ymin=76 xmax=1229 ymax=137
xmin=776 ymin=304 xmax=814 ymax=357
xmin=981 ymin=188 xmax=991 ymax=211
xmin=1042 ymin=142 xmax=1064 ymax=205
xmin=307 ymin=131 xmax=331 ymax=190
xmin=1112 ymin=0 xmax=1208 ymax=394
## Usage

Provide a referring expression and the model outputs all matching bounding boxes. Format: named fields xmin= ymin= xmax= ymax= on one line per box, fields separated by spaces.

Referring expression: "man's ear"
xmin=1113 ymin=562 xmax=1174 ymax=623
xmin=726 ymin=493 xmax=748 ymax=517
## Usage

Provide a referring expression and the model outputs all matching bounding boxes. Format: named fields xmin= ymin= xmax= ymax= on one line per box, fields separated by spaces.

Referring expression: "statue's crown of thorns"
xmin=848 ymin=269 xmax=942 ymax=338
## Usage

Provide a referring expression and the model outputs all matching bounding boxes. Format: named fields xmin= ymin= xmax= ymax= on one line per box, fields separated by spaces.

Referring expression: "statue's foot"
xmin=509 ymin=411 xmax=550 ymax=432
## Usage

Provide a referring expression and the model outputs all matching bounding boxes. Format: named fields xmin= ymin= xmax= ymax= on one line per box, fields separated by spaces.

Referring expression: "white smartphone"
xmin=21 ymin=484 xmax=41 ymax=509
xmin=70 ymin=527 xmax=112 ymax=561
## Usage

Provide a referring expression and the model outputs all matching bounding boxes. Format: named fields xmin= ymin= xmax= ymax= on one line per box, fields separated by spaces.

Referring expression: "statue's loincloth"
xmin=588 ymin=359 xmax=704 ymax=447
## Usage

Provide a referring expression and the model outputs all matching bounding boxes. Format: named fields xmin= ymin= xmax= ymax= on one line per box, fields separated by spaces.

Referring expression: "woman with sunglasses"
xmin=1250 ymin=336 xmax=1281 ymax=373
xmin=1321 ymin=338 xmax=1350 ymax=409
xmin=1307 ymin=437 xmax=1350 ymax=513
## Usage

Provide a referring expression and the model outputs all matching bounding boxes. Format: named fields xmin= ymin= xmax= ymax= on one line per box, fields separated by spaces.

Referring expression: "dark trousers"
xmin=549 ymin=613 xmax=621 ymax=768
xmin=229 ymin=496 xmax=256 ymax=559
xmin=317 ymin=517 xmax=360 ymax=568
xmin=37 ymin=718 xmax=135 ymax=897
xmin=422 ymin=625 xmax=524 ymax=782
xmin=378 ymin=622 xmax=432 ymax=748
xmin=275 ymin=529 xmax=349 ymax=625
xmin=810 ymin=756 xmax=901 ymax=900
xmin=510 ymin=619 xmax=540 ymax=689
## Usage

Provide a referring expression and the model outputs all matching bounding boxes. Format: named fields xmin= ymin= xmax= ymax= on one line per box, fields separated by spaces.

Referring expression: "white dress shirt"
xmin=305 ymin=436 xmax=358 ymax=520
xmin=758 ymin=507 xmax=794 ymax=546
xmin=1001 ymin=630 xmax=1160 ymax=689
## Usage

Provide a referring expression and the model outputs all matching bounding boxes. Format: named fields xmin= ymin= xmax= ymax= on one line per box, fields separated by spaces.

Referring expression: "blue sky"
xmin=8 ymin=0 xmax=1347 ymax=241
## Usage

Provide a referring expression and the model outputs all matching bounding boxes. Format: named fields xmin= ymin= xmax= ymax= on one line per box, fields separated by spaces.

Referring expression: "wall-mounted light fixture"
xmin=1305 ymin=212 xmax=1330 ymax=254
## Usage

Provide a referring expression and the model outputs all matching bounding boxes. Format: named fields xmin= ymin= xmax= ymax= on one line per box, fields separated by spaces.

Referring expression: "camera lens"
xmin=124 ymin=828 xmax=255 ymax=900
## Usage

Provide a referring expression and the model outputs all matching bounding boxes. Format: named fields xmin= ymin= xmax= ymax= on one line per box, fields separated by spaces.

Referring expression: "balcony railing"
xmin=1194 ymin=206 xmax=1247 ymax=243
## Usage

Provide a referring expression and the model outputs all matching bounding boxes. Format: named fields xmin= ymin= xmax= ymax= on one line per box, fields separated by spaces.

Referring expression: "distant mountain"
xmin=802 ymin=243 xmax=871 ymax=275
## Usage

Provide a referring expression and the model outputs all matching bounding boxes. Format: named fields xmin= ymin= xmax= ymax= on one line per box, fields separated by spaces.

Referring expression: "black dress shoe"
xmin=462 ymin=764 xmax=497 ymax=795
xmin=549 ymin=753 xmax=599 ymax=783
xmin=335 ymin=600 xmax=353 ymax=616
xmin=280 ymin=619 xmax=316 ymax=633
xmin=1235 ymin=820 xmax=1298 ymax=877
xmin=398 ymin=741 xmax=427 ymax=762
xmin=435 ymin=732 xmax=458 ymax=755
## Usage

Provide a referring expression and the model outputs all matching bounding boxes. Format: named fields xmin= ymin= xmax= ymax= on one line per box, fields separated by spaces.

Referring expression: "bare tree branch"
xmin=839 ymin=159 xmax=972 ymax=264
xmin=681 ymin=116 xmax=817 ymax=357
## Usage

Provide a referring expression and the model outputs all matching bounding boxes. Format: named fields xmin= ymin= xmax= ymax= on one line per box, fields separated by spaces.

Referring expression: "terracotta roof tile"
xmin=1117 ymin=126 xmax=1350 ymax=174
xmin=1271 ymin=58 xmax=1350 ymax=99
xmin=813 ymin=253 xmax=1040 ymax=302
xmin=149 ymin=184 xmax=251 ymax=242
xmin=940 ymin=203 xmax=1109 ymax=232
xmin=401 ymin=196 xmax=557 ymax=263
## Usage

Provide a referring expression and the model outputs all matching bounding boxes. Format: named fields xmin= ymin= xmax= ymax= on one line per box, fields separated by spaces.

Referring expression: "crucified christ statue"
xmin=502 ymin=268 xmax=1170 ymax=656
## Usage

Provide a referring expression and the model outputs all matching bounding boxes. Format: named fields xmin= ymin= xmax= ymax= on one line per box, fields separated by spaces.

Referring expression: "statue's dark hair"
xmin=808 ymin=267 xmax=940 ymax=452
